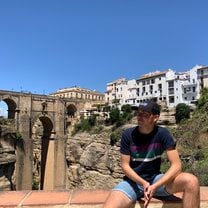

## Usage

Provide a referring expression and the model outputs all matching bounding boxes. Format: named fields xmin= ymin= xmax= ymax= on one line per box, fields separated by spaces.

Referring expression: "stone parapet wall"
xmin=0 ymin=188 xmax=208 ymax=207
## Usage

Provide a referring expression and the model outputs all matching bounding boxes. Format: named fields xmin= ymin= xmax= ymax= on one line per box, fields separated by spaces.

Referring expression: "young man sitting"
xmin=103 ymin=101 xmax=200 ymax=208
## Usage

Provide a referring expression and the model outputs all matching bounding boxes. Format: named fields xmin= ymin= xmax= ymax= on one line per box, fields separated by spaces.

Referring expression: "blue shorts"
xmin=113 ymin=174 xmax=171 ymax=201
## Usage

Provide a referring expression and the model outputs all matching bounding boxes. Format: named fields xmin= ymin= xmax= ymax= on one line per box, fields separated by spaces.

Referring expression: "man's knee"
xmin=103 ymin=190 xmax=133 ymax=208
xmin=166 ymin=172 xmax=199 ymax=194
xmin=181 ymin=173 xmax=199 ymax=190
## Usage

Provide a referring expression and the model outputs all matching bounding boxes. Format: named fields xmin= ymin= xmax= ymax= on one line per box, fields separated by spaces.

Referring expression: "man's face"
xmin=137 ymin=110 xmax=158 ymax=126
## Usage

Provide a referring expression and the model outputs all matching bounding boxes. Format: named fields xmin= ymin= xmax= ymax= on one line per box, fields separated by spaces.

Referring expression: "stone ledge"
xmin=0 ymin=187 xmax=207 ymax=208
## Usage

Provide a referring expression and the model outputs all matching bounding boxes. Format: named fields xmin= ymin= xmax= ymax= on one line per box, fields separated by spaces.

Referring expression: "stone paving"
xmin=0 ymin=187 xmax=208 ymax=207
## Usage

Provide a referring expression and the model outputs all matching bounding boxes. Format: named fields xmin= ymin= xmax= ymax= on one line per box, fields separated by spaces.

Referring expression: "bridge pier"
xmin=16 ymin=114 xmax=33 ymax=190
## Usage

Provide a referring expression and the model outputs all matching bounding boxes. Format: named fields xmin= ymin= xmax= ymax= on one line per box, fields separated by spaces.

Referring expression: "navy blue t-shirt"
xmin=120 ymin=125 xmax=176 ymax=182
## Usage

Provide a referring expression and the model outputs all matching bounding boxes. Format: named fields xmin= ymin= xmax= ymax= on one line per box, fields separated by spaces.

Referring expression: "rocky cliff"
xmin=0 ymin=123 xmax=16 ymax=190
xmin=65 ymin=128 xmax=125 ymax=189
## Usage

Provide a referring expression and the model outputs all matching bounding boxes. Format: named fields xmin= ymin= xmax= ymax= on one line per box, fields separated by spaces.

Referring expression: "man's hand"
xmin=143 ymin=184 xmax=157 ymax=208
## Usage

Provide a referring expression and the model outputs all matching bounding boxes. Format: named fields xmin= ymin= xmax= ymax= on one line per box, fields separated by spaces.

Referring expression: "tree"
xmin=103 ymin=105 xmax=111 ymax=112
xmin=121 ymin=104 xmax=132 ymax=114
xmin=109 ymin=108 xmax=121 ymax=124
xmin=197 ymin=87 xmax=208 ymax=110
xmin=121 ymin=104 xmax=134 ymax=121
xmin=175 ymin=103 xmax=190 ymax=124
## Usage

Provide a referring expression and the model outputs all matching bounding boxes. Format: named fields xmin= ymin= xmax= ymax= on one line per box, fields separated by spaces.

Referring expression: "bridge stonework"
xmin=0 ymin=90 xmax=87 ymax=191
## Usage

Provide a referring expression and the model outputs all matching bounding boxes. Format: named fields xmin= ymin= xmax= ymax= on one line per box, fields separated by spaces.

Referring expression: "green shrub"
xmin=72 ymin=115 xmax=98 ymax=134
xmin=103 ymin=105 xmax=111 ymax=112
xmin=197 ymin=87 xmax=208 ymax=110
xmin=88 ymin=115 xmax=96 ymax=126
xmin=109 ymin=108 xmax=121 ymax=124
xmin=175 ymin=103 xmax=190 ymax=123
xmin=121 ymin=104 xmax=132 ymax=114
xmin=32 ymin=177 xmax=39 ymax=190
xmin=110 ymin=129 xmax=122 ymax=146
xmin=193 ymin=161 xmax=208 ymax=185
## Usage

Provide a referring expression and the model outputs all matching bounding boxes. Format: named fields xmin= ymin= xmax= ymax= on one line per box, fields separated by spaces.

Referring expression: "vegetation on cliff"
xmin=168 ymin=90 xmax=208 ymax=185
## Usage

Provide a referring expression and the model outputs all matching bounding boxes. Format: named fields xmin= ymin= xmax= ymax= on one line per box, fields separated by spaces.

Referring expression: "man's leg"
xmin=103 ymin=190 xmax=134 ymax=208
xmin=103 ymin=180 xmax=143 ymax=208
xmin=165 ymin=172 xmax=200 ymax=208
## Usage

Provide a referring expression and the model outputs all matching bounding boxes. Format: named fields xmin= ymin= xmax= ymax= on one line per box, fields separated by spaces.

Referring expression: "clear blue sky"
xmin=0 ymin=0 xmax=208 ymax=95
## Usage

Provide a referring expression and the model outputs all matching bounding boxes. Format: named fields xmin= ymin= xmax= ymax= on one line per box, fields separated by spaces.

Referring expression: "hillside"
xmin=168 ymin=106 xmax=208 ymax=185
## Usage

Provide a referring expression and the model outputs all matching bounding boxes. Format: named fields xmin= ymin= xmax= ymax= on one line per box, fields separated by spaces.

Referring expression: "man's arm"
xmin=121 ymin=154 xmax=150 ymax=188
xmin=154 ymin=148 xmax=182 ymax=188
xmin=145 ymin=148 xmax=182 ymax=199
xmin=121 ymin=154 xmax=151 ymax=207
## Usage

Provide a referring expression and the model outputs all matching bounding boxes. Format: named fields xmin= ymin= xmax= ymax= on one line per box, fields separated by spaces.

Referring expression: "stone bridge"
xmin=0 ymin=89 xmax=89 ymax=191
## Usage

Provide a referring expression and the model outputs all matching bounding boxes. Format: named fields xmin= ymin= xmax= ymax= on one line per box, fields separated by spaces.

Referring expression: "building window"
xmin=193 ymin=86 xmax=195 ymax=92
xmin=169 ymin=88 xmax=174 ymax=95
xmin=151 ymin=79 xmax=155 ymax=84
xmin=137 ymin=88 xmax=139 ymax=96
xmin=168 ymin=81 xmax=174 ymax=88
xmin=158 ymin=83 xmax=162 ymax=90
xmin=149 ymin=85 xmax=153 ymax=94
xmin=169 ymin=96 xmax=174 ymax=103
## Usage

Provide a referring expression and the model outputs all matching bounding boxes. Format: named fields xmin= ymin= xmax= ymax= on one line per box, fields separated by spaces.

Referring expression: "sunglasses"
xmin=137 ymin=111 xmax=152 ymax=118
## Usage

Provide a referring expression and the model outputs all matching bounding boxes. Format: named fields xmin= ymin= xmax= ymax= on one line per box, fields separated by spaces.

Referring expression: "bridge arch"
xmin=32 ymin=114 xmax=56 ymax=190
xmin=1 ymin=97 xmax=17 ymax=119
xmin=66 ymin=103 xmax=77 ymax=118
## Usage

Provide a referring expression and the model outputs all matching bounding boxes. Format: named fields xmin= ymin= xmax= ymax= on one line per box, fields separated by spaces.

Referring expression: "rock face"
xmin=0 ymin=126 xmax=16 ymax=191
xmin=66 ymin=129 xmax=125 ymax=189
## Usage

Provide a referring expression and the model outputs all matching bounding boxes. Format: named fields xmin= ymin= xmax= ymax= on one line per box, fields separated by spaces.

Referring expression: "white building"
xmin=136 ymin=69 xmax=174 ymax=106
xmin=197 ymin=65 xmax=208 ymax=90
xmin=105 ymin=78 xmax=127 ymax=106
xmin=105 ymin=65 xmax=204 ymax=109
xmin=124 ymin=79 xmax=138 ymax=106
xmin=166 ymin=66 xmax=199 ymax=107
xmin=105 ymin=78 xmax=138 ymax=107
